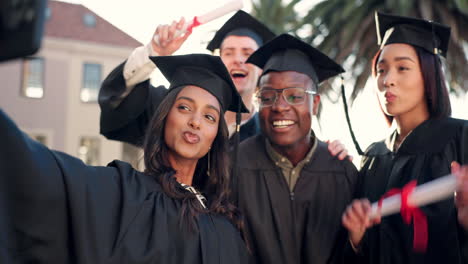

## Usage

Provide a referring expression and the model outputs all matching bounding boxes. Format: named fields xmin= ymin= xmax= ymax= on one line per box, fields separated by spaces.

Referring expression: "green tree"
xmin=252 ymin=0 xmax=468 ymax=101
xmin=251 ymin=0 xmax=303 ymax=34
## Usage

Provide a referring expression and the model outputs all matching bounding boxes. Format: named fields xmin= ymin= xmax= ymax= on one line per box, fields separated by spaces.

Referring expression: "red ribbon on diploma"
xmin=378 ymin=180 xmax=428 ymax=252
xmin=187 ymin=17 xmax=202 ymax=33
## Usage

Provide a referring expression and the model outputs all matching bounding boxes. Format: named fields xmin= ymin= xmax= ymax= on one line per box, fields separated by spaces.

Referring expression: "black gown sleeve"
xmin=460 ymin=121 xmax=468 ymax=260
xmin=98 ymin=61 xmax=168 ymax=146
xmin=0 ymin=109 xmax=250 ymax=263
xmin=339 ymin=144 xmax=380 ymax=264
xmin=461 ymin=121 xmax=468 ymax=165
xmin=0 ymin=109 xmax=148 ymax=262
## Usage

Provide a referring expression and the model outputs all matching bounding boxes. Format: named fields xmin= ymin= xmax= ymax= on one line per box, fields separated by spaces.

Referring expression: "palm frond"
xmin=249 ymin=0 xmax=468 ymax=100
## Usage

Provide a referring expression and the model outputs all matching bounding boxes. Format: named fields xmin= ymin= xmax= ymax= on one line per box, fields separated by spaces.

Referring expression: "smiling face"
xmin=258 ymin=71 xmax=319 ymax=151
xmin=219 ymin=35 xmax=261 ymax=97
xmin=375 ymin=43 xmax=428 ymax=120
xmin=164 ymin=85 xmax=221 ymax=162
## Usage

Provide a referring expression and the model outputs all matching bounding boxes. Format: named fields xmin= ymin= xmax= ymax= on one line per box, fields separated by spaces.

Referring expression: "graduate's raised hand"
xmin=342 ymin=199 xmax=381 ymax=249
xmin=453 ymin=161 xmax=468 ymax=230
xmin=327 ymin=139 xmax=353 ymax=161
xmin=151 ymin=17 xmax=191 ymax=56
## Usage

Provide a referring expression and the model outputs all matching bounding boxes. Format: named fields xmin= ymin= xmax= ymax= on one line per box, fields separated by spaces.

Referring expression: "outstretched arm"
xmin=99 ymin=18 xmax=191 ymax=146
xmin=0 ymin=109 xmax=148 ymax=262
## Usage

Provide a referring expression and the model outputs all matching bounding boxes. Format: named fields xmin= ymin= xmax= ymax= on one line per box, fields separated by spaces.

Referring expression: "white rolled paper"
xmin=197 ymin=0 xmax=243 ymax=24
xmin=153 ymin=0 xmax=243 ymax=45
xmin=369 ymin=174 xmax=457 ymax=219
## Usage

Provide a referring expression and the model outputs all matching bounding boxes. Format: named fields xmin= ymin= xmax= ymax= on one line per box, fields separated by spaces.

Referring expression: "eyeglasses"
xmin=256 ymin=87 xmax=316 ymax=108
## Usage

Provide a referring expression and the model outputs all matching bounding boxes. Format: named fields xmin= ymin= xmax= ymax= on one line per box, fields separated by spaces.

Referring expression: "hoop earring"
xmin=207 ymin=150 xmax=211 ymax=176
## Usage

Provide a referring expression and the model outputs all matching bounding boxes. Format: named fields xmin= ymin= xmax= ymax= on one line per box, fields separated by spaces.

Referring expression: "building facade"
xmin=0 ymin=0 xmax=142 ymax=166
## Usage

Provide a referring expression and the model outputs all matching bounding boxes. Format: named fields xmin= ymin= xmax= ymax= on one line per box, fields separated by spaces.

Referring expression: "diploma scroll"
xmin=369 ymin=174 xmax=457 ymax=219
xmin=153 ymin=0 xmax=243 ymax=45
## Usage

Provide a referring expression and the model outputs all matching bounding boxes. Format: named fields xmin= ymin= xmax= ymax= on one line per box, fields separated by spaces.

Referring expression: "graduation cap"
xmin=206 ymin=10 xmax=276 ymax=51
xmin=150 ymin=54 xmax=248 ymax=113
xmin=376 ymin=12 xmax=451 ymax=57
xmin=246 ymin=34 xmax=345 ymax=85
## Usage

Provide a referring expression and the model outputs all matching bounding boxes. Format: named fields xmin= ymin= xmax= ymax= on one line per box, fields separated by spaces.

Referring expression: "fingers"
xmin=458 ymin=206 xmax=468 ymax=230
xmin=151 ymin=18 xmax=191 ymax=56
xmin=455 ymin=164 xmax=468 ymax=208
xmin=160 ymin=24 xmax=169 ymax=46
xmin=452 ymin=161 xmax=460 ymax=174
xmin=153 ymin=25 xmax=162 ymax=46
xmin=327 ymin=140 xmax=340 ymax=156
xmin=154 ymin=24 xmax=169 ymax=47
xmin=338 ymin=149 xmax=349 ymax=161
xmin=342 ymin=199 xmax=372 ymax=230
xmin=167 ymin=18 xmax=189 ymax=44
xmin=371 ymin=212 xmax=382 ymax=225
xmin=176 ymin=17 xmax=186 ymax=30
xmin=174 ymin=17 xmax=191 ymax=42
xmin=157 ymin=19 xmax=190 ymax=44
xmin=167 ymin=20 xmax=178 ymax=42
xmin=327 ymin=139 xmax=350 ymax=161
xmin=342 ymin=199 xmax=373 ymax=246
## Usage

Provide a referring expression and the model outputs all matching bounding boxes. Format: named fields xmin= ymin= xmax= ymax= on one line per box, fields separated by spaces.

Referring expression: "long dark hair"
xmin=143 ymin=86 xmax=243 ymax=232
xmin=372 ymin=45 xmax=452 ymax=126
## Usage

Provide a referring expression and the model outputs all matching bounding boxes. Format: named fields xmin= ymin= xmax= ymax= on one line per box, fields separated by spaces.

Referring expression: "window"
xmin=32 ymin=134 xmax=48 ymax=145
xmin=24 ymin=129 xmax=53 ymax=148
xmin=45 ymin=7 xmax=51 ymax=20
xmin=78 ymin=137 xmax=100 ymax=165
xmin=21 ymin=57 xmax=44 ymax=98
xmin=83 ymin=13 xmax=96 ymax=27
xmin=121 ymin=143 xmax=145 ymax=170
xmin=81 ymin=63 xmax=101 ymax=102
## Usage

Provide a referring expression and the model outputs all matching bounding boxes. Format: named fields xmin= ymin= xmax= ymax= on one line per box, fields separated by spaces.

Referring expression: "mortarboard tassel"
xmin=341 ymin=76 xmax=364 ymax=155
xmin=231 ymin=100 xmax=242 ymax=204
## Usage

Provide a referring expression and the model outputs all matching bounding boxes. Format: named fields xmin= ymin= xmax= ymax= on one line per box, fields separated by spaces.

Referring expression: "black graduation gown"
xmin=353 ymin=118 xmax=468 ymax=264
xmin=99 ymin=62 xmax=167 ymax=146
xmin=0 ymin=109 xmax=249 ymax=263
xmin=233 ymin=134 xmax=359 ymax=264
xmin=98 ymin=62 xmax=261 ymax=147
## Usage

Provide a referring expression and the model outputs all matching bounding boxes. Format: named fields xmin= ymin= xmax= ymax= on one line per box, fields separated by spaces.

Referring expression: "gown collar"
xmin=179 ymin=183 xmax=207 ymax=209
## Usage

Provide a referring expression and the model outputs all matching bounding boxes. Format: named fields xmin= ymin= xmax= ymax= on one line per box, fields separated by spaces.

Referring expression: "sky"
xmin=62 ymin=0 xmax=468 ymax=162
xmin=65 ymin=0 xmax=249 ymax=48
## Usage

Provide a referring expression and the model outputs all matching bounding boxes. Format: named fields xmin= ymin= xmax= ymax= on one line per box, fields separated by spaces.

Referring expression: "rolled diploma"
xmin=369 ymin=174 xmax=457 ymax=219
xmin=153 ymin=0 xmax=243 ymax=44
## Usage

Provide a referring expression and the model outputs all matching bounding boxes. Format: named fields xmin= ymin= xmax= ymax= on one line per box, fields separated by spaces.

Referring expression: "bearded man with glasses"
xmin=231 ymin=34 xmax=359 ymax=264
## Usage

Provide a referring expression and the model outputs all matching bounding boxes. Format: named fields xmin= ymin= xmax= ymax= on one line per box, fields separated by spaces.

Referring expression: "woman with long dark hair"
xmin=341 ymin=12 xmax=468 ymax=263
xmin=142 ymin=83 xmax=239 ymax=232
xmin=0 ymin=54 xmax=249 ymax=263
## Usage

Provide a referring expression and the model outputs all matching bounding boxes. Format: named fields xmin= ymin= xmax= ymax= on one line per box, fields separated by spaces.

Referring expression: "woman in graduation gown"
xmin=0 ymin=54 xmax=250 ymax=263
xmin=341 ymin=12 xmax=468 ymax=263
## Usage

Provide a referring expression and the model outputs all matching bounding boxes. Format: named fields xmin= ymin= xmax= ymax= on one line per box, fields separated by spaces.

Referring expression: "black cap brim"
xmin=206 ymin=10 xmax=275 ymax=51
xmin=376 ymin=12 xmax=451 ymax=57
xmin=246 ymin=34 xmax=345 ymax=84
xmin=150 ymin=54 xmax=248 ymax=113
